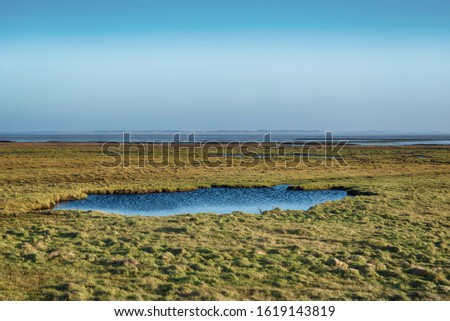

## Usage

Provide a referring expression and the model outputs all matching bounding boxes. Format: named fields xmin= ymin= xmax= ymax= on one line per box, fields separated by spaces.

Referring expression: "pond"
xmin=54 ymin=185 xmax=347 ymax=216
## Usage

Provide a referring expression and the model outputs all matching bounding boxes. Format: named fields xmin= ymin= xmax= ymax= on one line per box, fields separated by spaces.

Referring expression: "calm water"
xmin=54 ymin=185 xmax=347 ymax=216
xmin=1 ymin=131 xmax=449 ymax=145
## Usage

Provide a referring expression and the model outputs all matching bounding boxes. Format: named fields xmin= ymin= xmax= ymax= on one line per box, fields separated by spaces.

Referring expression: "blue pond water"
xmin=54 ymin=185 xmax=347 ymax=216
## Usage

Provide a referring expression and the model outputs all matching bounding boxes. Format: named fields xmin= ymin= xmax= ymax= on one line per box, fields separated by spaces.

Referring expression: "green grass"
xmin=0 ymin=143 xmax=449 ymax=300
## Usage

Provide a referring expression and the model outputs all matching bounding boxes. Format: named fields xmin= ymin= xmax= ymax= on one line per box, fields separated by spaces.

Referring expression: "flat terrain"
xmin=0 ymin=143 xmax=449 ymax=300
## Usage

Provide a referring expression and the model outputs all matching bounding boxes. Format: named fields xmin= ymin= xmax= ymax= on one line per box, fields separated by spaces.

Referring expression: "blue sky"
xmin=1 ymin=0 xmax=450 ymax=131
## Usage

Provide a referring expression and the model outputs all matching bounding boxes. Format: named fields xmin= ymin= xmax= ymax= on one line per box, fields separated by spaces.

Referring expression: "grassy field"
xmin=0 ymin=143 xmax=449 ymax=300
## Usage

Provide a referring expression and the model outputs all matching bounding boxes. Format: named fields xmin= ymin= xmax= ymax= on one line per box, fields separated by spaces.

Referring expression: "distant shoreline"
xmin=1 ymin=141 xmax=449 ymax=146
xmin=1 ymin=131 xmax=450 ymax=146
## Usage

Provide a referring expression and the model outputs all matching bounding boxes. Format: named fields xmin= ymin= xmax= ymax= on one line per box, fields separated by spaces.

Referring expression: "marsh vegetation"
xmin=0 ymin=143 xmax=449 ymax=300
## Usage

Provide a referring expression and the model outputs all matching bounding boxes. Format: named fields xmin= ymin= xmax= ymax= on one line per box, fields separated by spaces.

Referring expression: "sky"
xmin=1 ymin=0 xmax=450 ymax=132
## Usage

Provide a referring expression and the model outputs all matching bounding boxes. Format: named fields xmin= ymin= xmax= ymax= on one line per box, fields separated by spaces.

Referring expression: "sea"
xmin=0 ymin=131 xmax=449 ymax=146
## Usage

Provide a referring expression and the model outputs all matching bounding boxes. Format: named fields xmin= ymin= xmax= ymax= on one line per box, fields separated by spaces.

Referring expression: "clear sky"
xmin=1 ymin=0 xmax=449 ymax=132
